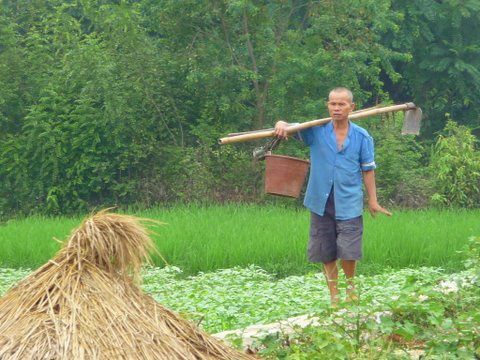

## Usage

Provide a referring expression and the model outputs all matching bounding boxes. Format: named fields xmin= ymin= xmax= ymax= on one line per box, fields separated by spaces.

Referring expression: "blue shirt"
xmin=300 ymin=121 xmax=376 ymax=220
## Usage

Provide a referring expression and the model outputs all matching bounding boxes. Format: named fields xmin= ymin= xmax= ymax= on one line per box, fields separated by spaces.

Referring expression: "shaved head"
xmin=329 ymin=87 xmax=354 ymax=103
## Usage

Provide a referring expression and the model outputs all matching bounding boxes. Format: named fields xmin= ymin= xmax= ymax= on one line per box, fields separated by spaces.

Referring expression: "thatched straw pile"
xmin=0 ymin=211 xmax=254 ymax=359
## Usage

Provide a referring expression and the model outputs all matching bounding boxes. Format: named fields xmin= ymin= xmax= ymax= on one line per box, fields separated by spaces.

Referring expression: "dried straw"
xmin=0 ymin=211 xmax=254 ymax=359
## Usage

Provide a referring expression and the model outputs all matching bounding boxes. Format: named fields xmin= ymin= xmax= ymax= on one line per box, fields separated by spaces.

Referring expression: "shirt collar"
xmin=327 ymin=120 xmax=352 ymax=153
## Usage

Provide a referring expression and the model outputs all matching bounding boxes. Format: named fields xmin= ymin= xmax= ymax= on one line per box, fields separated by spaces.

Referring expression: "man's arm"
xmin=363 ymin=170 xmax=392 ymax=217
xmin=275 ymin=120 xmax=314 ymax=145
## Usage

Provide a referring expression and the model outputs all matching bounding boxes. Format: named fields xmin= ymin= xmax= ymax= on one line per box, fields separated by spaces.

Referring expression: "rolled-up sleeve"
xmin=360 ymin=135 xmax=376 ymax=171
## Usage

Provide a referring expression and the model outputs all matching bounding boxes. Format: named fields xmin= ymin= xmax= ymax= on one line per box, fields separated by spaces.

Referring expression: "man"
xmin=274 ymin=87 xmax=391 ymax=305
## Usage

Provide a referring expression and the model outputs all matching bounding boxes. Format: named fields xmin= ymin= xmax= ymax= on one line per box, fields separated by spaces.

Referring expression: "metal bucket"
xmin=264 ymin=155 xmax=310 ymax=198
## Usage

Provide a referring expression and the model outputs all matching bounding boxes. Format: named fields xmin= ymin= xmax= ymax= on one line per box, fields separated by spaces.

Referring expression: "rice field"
xmin=0 ymin=205 xmax=479 ymax=276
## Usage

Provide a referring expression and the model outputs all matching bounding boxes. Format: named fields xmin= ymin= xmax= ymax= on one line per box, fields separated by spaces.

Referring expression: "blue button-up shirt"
xmin=300 ymin=120 xmax=376 ymax=220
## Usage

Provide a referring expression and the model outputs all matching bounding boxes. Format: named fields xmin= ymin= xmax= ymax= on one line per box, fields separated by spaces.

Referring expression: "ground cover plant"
xmin=1 ymin=207 xmax=478 ymax=357
xmin=254 ymin=237 xmax=480 ymax=359
xmin=1 ymin=206 xmax=479 ymax=276
xmin=1 ymin=250 xmax=478 ymax=357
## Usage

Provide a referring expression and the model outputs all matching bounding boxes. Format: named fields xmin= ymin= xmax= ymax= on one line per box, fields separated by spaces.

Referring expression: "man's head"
xmin=327 ymin=87 xmax=355 ymax=122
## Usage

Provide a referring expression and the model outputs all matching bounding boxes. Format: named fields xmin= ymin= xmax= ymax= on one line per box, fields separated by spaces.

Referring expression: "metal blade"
xmin=401 ymin=107 xmax=422 ymax=135
xmin=253 ymin=146 xmax=268 ymax=161
xmin=253 ymin=137 xmax=282 ymax=161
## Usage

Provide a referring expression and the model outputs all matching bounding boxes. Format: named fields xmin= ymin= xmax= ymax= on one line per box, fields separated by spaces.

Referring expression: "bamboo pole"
xmin=219 ymin=103 xmax=417 ymax=145
xmin=225 ymin=105 xmax=382 ymax=137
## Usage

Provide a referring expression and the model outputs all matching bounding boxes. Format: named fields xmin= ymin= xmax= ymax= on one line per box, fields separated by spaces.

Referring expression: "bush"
xmin=430 ymin=119 xmax=480 ymax=208
xmin=363 ymin=113 xmax=434 ymax=208
xmin=134 ymin=144 xmax=264 ymax=206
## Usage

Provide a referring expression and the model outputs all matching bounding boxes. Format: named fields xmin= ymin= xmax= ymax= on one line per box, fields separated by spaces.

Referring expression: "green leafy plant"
xmin=365 ymin=113 xmax=433 ymax=208
xmin=430 ymin=119 xmax=480 ymax=208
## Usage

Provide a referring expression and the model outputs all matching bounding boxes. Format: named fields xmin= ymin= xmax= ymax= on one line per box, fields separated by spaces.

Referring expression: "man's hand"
xmin=363 ymin=170 xmax=391 ymax=218
xmin=368 ymin=200 xmax=392 ymax=217
xmin=274 ymin=120 xmax=289 ymax=139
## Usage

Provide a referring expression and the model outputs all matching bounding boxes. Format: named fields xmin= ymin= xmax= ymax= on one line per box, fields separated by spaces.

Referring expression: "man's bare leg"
xmin=323 ymin=260 xmax=339 ymax=305
xmin=341 ymin=259 xmax=357 ymax=302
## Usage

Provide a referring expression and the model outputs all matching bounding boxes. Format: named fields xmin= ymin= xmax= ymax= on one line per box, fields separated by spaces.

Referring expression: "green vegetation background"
xmin=1 ymin=0 xmax=480 ymax=216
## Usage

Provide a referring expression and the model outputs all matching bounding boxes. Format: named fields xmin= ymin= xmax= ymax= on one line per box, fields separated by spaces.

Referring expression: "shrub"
xmin=364 ymin=113 xmax=434 ymax=208
xmin=430 ymin=119 xmax=480 ymax=208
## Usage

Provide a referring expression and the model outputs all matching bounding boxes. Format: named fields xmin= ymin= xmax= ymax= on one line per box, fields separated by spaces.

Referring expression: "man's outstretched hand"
xmin=368 ymin=200 xmax=392 ymax=217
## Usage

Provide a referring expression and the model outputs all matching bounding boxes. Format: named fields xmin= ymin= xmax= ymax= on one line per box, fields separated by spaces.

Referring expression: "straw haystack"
xmin=0 ymin=211 xmax=254 ymax=359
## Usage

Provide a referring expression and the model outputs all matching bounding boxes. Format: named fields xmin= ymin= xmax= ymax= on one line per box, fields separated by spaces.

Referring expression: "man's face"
xmin=327 ymin=91 xmax=355 ymax=122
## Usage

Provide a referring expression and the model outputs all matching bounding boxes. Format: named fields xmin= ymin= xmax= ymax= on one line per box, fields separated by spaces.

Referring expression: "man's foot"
xmin=330 ymin=294 xmax=340 ymax=308
xmin=345 ymin=287 xmax=358 ymax=303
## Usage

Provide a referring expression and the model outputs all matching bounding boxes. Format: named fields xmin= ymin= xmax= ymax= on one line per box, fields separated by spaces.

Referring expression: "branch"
xmin=143 ymin=90 xmax=178 ymax=147
xmin=242 ymin=7 xmax=260 ymax=98
xmin=166 ymin=95 xmax=185 ymax=148
xmin=220 ymin=13 xmax=243 ymax=67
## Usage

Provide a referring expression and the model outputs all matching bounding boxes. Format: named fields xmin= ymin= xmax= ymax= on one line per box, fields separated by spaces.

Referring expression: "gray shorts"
xmin=307 ymin=190 xmax=363 ymax=263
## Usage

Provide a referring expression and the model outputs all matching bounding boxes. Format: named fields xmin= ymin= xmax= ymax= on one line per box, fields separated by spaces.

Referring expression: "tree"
xmin=384 ymin=0 xmax=480 ymax=137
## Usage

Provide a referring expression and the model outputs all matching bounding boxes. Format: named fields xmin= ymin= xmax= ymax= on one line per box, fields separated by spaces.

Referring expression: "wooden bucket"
xmin=264 ymin=155 xmax=310 ymax=198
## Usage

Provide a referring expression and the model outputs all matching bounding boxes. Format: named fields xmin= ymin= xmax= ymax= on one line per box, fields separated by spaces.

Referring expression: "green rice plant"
xmin=360 ymin=209 xmax=480 ymax=274
xmin=0 ymin=206 xmax=479 ymax=276
xmin=0 ymin=217 xmax=79 ymax=268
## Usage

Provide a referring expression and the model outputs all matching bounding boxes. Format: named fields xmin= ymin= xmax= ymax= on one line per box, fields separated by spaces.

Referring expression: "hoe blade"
xmin=402 ymin=107 xmax=422 ymax=135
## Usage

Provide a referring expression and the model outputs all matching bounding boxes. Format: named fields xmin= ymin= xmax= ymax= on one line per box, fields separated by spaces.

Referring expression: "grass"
xmin=0 ymin=205 xmax=479 ymax=276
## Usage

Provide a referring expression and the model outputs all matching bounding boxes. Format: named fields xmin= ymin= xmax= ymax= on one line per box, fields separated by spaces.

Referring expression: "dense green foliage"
xmin=388 ymin=0 xmax=480 ymax=137
xmin=0 ymin=0 xmax=479 ymax=215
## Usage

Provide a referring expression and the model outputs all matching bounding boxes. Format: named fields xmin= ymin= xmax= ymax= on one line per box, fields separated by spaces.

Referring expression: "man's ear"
xmin=350 ymin=102 xmax=355 ymax=111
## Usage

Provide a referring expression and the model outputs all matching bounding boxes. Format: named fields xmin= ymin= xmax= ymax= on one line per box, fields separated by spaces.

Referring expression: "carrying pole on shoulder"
xmin=218 ymin=103 xmax=422 ymax=145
